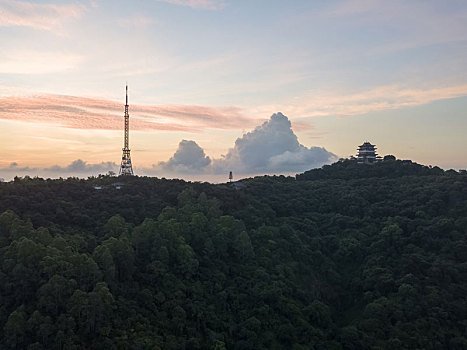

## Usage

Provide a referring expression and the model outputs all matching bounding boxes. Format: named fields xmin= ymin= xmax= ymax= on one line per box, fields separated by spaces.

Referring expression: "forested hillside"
xmin=0 ymin=160 xmax=466 ymax=349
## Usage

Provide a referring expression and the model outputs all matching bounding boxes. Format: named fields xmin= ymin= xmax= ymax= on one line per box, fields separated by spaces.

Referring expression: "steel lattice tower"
xmin=119 ymin=84 xmax=134 ymax=175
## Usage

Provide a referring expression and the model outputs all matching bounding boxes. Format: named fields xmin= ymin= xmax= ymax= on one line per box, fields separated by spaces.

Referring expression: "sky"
xmin=0 ymin=0 xmax=466 ymax=181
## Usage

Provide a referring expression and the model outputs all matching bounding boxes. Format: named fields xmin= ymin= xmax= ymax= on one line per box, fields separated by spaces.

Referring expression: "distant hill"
xmin=0 ymin=163 xmax=466 ymax=349
xmin=296 ymin=158 xmax=451 ymax=181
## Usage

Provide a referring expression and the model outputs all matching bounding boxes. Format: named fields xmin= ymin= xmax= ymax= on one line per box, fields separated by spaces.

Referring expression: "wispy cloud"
xmin=118 ymin=14 xmax=157 ymax=28
xmin=291 ymin=120 xmax=315 ymax=132
xmin=325 ymin=0 xmax=388 ymax=17
xmin=153 ymin=0 xmax=225 ymax=10
xmin=0 ymin=159 xmax=118 ymax=180
xmin=322 ymin=0 xmax=467 ymax=48
xmin=0 ymin=0 xmax=86 ymax=31
xmin=0 ymin=94 xmax=257 ymax=132
xmin=2 ymin=83 xmax=465 ymax=133
xmin=253 ymin=84 xmax=467 ymax=119
xmin=0 ymin=50 xmax=83 ymax=74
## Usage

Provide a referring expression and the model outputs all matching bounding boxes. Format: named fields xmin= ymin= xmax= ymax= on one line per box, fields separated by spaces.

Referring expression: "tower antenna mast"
xmin=119 ymin=84 xmax=134 ymax=175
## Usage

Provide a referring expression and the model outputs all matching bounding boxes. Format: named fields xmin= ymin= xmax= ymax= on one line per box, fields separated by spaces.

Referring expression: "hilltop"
xmin=296 ymin=157 xmax=456 ymax=181
xmin=0 ymin=161 xmax=466 ymax=349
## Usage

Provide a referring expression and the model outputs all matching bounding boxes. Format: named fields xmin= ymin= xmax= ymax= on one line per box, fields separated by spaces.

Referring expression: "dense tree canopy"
xmin=0 ymin=160 xmax=466 ymax=349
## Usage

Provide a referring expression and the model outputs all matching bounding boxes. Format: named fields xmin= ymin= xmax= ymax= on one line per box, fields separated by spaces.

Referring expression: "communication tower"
xmin=119 ymin=84 xmax=134 ymax=175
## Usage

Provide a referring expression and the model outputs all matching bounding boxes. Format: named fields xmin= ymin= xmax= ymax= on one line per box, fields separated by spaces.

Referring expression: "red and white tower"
xmin=119 ymin=84 xmax=134 ymax=175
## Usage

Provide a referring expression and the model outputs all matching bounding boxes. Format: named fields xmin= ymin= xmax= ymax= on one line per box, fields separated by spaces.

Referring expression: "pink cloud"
xmin=256 ymin=84 xmax=467 ymax=119
xmin=118 ymin=14 xmax=157 ymax=28
xmin=291 ymin=120 xmax=315 ymax=132
xmin=0 ymin=51 xmax=83 ymax=74
xmin=0 ymin=94 xmax=257 ymax=132
xmin=153 ymin=0 xmax=225 ymax=10
xmin=0 ymin=0 xmax=86 ymax=31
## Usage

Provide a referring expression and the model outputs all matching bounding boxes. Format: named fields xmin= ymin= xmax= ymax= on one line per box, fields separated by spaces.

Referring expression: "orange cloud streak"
xmin=0 ymin=94 xmax=256 ymax=132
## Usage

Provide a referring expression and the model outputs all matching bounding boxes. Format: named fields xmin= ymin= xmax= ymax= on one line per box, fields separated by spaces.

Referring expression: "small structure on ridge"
xmin=357 ymin=142 xmax=382 ymax=164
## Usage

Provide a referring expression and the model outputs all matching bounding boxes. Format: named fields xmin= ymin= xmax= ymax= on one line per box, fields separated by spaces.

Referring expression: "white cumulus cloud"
xmin=155 ymin=140 xmax=211 ymax=174
xmin=153 ymin=112 xmax=337 ymax=176
xmin=211 ymin=112 xmax=337 ymax=174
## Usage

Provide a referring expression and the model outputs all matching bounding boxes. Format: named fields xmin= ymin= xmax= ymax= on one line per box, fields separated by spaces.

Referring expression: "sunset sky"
xmin=1 ymin=0 xmax=466 ymax=180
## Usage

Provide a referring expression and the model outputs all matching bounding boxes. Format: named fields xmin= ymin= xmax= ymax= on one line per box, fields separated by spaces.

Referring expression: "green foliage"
xmin=0 ymin=163 xmax=466 ymax=348
xmin=296 ymin=158 xmax=446 ymax=180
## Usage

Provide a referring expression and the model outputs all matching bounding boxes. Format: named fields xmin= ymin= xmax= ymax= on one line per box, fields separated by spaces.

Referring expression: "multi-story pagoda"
xmin=357 ymin=142 xmax=381 ymax=164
